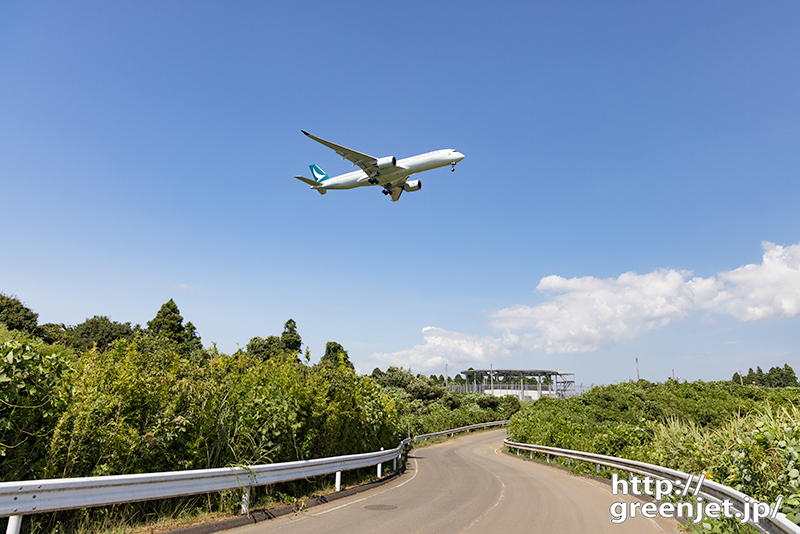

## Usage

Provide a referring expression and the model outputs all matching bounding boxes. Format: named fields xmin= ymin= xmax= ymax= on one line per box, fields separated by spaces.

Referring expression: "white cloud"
xmin=171 ymin=283 xmax=195 ymax=292
xmin=700 ymin=241 xmax=800 ymax=321
xmin=490 ymin=268 xmax=696 ymax=352
xmin=369 ymin=326 xmax=526 ymax=372
xmin=368 ymin=241 xmax=800 ymax=370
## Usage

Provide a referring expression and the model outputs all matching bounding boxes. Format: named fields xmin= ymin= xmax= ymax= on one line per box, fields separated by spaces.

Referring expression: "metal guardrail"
xmin=0 ymin=421 xmax=506 ymax=533
xmin=1 ymin=438 xmax=410 ymax=534
xmin=413 ymin=420 xmax=508 ymax=441
xmin=504 ymin=439 xmax=800 ymax=534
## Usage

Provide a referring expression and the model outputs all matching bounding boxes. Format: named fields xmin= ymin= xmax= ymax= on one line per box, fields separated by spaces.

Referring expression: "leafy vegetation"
xmin=0 ymin=294 xmax=519 ymax=533
xmin=0 ymin=325 xmax=72 ymax=480
xmin=371 ymin=366 xmax=520 ymax=436
xmin=507 ymin=379 xmax=800 ymax=530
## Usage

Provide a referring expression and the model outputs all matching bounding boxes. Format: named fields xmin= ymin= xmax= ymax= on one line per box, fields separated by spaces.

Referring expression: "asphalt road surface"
xmin=227 ymin=429 xmax=679 ymax=534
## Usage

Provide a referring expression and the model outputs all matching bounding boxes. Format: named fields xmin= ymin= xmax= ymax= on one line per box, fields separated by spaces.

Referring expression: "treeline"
xmin=732 ymin=364 xmax=799 ymax=388
xmin=1 ymin=293 xmax=518 ymax=532
xmin=0 ymin=293 xmax=202 ymax=354
xmin=0 ymin=293 xmax=395 ymax=477
xmin=507 ymin=380 xmax=800 ymax=530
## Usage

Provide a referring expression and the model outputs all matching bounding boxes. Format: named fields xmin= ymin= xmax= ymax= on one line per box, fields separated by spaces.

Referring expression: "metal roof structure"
xmin=459 ymin=369 xmax=570 ymax=379
xmin=456 ymin=368 xmax=575 ymax=399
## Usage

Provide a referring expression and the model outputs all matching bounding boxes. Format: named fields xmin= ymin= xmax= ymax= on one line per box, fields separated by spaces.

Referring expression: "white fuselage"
xmin=315 ymin=149 xmax=464 ymax=190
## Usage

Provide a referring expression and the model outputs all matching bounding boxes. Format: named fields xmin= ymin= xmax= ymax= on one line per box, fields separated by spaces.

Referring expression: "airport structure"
xmin=451 ymin=369 xmax=575 ymax=400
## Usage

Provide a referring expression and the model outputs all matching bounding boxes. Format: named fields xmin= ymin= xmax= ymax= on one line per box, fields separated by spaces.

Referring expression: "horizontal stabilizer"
xmin=294 ymin=175 xmax=319 ymax=186
xmin=295 ymin=175 xmax=327 ymax=195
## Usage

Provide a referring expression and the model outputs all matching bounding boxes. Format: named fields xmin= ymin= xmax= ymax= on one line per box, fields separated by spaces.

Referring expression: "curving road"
xmin=227 ymin=429 xmax=679 ymax=534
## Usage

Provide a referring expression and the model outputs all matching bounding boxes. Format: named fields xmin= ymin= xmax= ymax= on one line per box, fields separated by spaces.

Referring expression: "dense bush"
xmin=39 ymin=335 xmax=401 ymax=480
xmin=0 ymin=325 xmax=73 ymax=481
xmin=373 ymin=367 xmax=521 ymax=437
xmin=0 ymin=295 xmax=522 ymax=533
xmin=507 ymin=380 xmax=800 ymax=529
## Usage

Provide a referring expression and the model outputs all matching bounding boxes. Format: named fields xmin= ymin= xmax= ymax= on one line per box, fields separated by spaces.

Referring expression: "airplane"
xmin=294 ymin=130 xmax=465 ymax=202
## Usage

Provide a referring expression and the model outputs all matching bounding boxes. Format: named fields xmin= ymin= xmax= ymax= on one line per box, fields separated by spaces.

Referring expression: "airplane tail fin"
xmin=309 ymin=164 xmax=330 ymax=182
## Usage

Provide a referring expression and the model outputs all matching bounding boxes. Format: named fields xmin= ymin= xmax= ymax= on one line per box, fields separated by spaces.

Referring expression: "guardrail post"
xmin=393 ymin=458 xmax=397 ymax=471
xmin=335 ymin=471 xmax=341 ymax=492
xmin=377 ymin=462 xmax=382 ymax=478
xmin=596 ymin=464 xmax=600 ymax=473
xmin=546 ymin=453 xmax=550 ymax=463
xmin=241 ymin=486 xmax=251 ymax=516
xmin=6 ymin=515 xmax=22 ymax=534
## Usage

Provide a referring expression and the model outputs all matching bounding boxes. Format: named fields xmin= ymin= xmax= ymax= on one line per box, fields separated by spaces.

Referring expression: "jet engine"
xmin=376 ymin=156 xmax=397 ymax=169
xmin=403 ymin=180 xmax=422 ymax=192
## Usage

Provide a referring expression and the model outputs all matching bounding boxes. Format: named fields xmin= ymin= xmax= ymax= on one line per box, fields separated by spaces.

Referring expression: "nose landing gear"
xmin=451 ymin=162 xmax=456 ymax=172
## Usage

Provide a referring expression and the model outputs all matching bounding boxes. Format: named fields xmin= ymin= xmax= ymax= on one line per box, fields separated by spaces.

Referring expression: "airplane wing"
xmin=301 ymin=130 xmax=379 ymax=176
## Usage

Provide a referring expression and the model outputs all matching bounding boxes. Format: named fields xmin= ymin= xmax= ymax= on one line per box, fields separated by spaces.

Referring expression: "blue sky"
xmin=2 ymin=1 xmax=799 ymax=385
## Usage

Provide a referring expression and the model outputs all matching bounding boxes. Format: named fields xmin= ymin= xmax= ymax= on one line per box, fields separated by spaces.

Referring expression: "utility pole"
xmin=445 ymin=363 xmax=448 ymax=387
xmin=490 ymin=364 xmax=494 ymax=395
xmin=636 ymin=357 xmax=640 ymax=381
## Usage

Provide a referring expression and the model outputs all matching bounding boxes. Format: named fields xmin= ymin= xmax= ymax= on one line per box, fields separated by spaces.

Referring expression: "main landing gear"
xmin=368 ymin=177 xmax=379 ymax=184
xmin=382 ymin=188 xmax=390 ymax=196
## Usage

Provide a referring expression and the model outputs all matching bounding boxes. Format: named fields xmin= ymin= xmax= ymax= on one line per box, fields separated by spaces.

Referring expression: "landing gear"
xmin=451 ymin=162 xmax=456 ymax=172
xmin=382 ymin=188 xmax=390 ymax=196
xmin=368 ymin=177 xmax=379 ymax=185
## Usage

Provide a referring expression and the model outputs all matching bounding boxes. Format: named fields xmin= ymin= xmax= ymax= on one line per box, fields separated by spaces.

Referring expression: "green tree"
xmin=71 ymin=315 xmax=135 ymax=351
xmin=765 ymin=366 xmax=782 ymax=388
xmin=146 ymin=299 xmax=202 ymax=353
xmin=147 ymin=299 xmax=183 ymax=341
xmin=374 ymin=366 xmax=414 ymax=389
xmin=320 ymin=341 xmax=354 ymax=370
xmin=739 ymin=364 xmax=798 ymax=388
xmin=0 ymin=293 xmax=38 ymax=334
xmin=184 ymin=321 xmax=201 ymax=350
xmin=744 ymin=367 xmax=757 ymax=385
xmin=782 ymin=364 xmax=799 ymax=387
xmin=246 ymin=335 xmax=282 ymax=360
xmin=280 ymin=318 xmax=302 ymax=354
xmin=37 ymin=323 xmax=73 ymax=346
